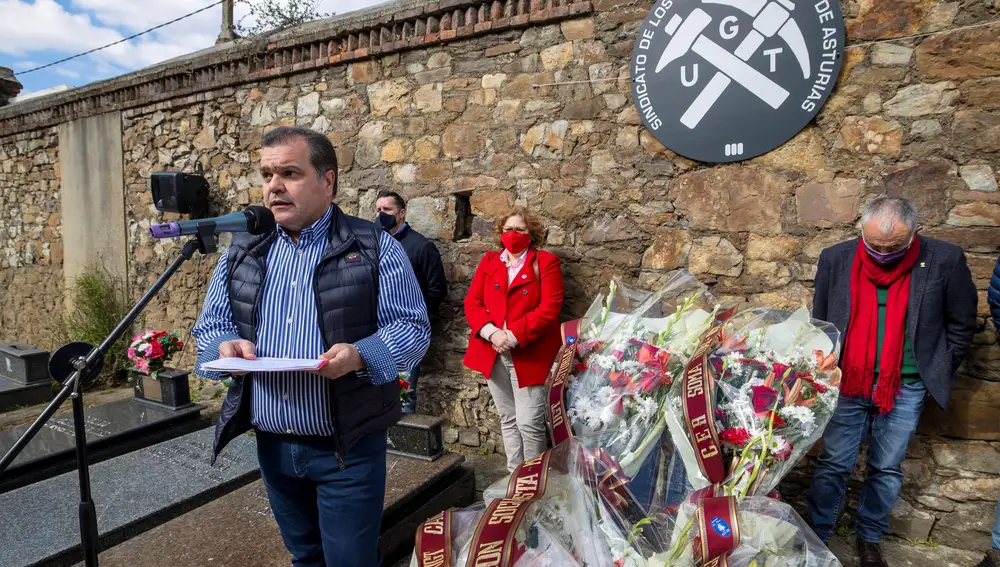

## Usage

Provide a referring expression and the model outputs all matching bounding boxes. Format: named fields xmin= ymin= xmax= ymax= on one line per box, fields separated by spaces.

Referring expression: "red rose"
xmin=149 ymin=341 xmax=164 ymax=359
xmin=751 ymin=385 xmax=779 ymax=412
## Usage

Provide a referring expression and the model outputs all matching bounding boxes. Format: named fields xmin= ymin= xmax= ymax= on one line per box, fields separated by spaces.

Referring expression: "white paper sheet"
xmin=199 ymin=357 xmax=327 ymax=373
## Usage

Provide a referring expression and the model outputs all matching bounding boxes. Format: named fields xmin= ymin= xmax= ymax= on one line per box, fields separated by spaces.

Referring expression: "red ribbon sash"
xmin=415 ymin=510 xmax=452 ymax=567
xmin=465 ymin=452 xmax=551 ymax=567
xmin=697 ymin=496 xmax=741 ymax=567
xmin=681 ymin=308 xmax=737 ymax=485
xmin=546 ymin=319 xmax=580 ymax=447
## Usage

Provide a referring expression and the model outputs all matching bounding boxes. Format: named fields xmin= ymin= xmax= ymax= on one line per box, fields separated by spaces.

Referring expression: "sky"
xmin=0 ymin=0 xmax=385 ymax=100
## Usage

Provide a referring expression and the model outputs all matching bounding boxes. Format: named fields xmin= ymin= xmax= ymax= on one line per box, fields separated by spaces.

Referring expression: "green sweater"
xmin=875 ymin=287 xmax=921 ymax=383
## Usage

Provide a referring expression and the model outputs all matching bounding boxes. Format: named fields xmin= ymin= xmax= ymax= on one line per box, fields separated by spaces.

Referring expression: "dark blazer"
xmin=394 ymin=225 xmax=448 ymax=323
xmin=813 ymin=235 xmax=978 ymax=409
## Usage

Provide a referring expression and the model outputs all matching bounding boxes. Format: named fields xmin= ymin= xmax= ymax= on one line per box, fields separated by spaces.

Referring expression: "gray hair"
xmin=261 ymin=126 xmax=338 ymax=193
xmin=859 ymin=196 xmax=917 ymax=234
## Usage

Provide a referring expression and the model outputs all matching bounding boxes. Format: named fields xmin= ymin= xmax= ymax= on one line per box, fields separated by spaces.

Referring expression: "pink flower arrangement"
xmin=128 ymin=330 xmax=184 ymax=379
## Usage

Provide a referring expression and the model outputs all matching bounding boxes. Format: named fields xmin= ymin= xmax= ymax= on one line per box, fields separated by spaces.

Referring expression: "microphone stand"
xmin=0 ymin=226 xmax=218 ymax=567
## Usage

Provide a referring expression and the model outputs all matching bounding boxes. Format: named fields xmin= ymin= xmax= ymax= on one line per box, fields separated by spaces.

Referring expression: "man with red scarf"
xmin=806 ymin=196 xmax=978 ymax=567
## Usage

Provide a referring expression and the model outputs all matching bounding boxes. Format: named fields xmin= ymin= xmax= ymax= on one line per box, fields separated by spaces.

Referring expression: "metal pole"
xmin=72 ymin=385 xmax=100 ymax=566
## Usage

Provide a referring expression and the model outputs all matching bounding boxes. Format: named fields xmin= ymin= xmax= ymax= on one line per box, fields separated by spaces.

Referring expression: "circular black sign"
xmin=630 ymin=0 xmax=845 ymax=163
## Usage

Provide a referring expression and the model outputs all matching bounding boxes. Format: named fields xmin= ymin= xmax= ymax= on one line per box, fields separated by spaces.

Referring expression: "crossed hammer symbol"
xmin=655 ymin=0 xmax=812 ymax=130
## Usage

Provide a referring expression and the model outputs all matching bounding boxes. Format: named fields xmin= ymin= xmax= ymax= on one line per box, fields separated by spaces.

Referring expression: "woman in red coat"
xmin=463 ymin=207 xmax=565 ymax=472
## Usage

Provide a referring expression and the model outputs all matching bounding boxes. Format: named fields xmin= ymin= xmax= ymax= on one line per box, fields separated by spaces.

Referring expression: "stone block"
xmin=560 ymin=17 xmax=594 ymax=41
xmin=674 ymin=166 xmax=788 ymax=235
xmin=884 ymin=82 xmax=958 ymax=117
xmin=804 ymin=230 xmax=853 ymax=259
xmin=840 ymin=116 xmax=901 ymax=155
xmin=947 ymin=202 xmax=1000 ymax=227
xmin=919 ymin=376 xmax=1000 ymax=440
xmin=910 ymin=119 xmax=942 ymax=140
xmin=846 ymin=0 xmax=928 ymax=40
xmin=888 ymin=498 xmax=935 ymax=541
xmin=747 ymin=235 xmax=800 ymax=262
xmin=458 ymin=428 xmax=480 ymax=447
xmin=872 ymin=43 xmax=913 ymax=66
xmin=367 ymin=79 xmax=410 ymax=116
xmin=0 ymin=342 xmax=49 ymax=384
xmin=953 ymin=111 xmax=1000 ymax=153
xmin=932 ymin=501 xmax=998 ymax=550
xmin=960 ymin=165 xmax=998 ymax=193
xmin=689 ymin=237 xmax=743 ymax=277
xmin=796 ymin=179 xmax=864 ymax=228
xmin=882 ymin=158 xmax=964 ymax=226
xmin=641 ymin=229 xmax=691 ymax=271
xmin=387 ymin=414 xmax=445 ymax=461
xmin=916 ymin=27 xmax=1000 ymax=79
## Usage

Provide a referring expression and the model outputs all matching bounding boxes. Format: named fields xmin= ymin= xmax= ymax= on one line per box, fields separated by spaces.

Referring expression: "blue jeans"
xmin=806 ymin=381 xmax=928 ymax=543
xmin=993 ymin=493 xmax=1000 ymax=550
xmin=627 ymin=442 xmax=691 ymax=512
xmin=256 ymin=429 xmax=387 ymax=567
xmin=402 ymin=363 xmax=420 ymax=414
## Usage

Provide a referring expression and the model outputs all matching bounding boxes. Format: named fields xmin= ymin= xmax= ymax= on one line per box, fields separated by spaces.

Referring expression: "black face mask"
xmin=378 ymin=211 xmax=397 ymax=232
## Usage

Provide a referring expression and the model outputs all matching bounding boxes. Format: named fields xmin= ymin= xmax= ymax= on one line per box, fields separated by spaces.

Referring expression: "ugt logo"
xmin=630 ymin=0 xmax=845 ymax=163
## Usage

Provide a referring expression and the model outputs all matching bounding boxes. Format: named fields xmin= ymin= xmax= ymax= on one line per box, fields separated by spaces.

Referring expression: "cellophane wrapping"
xmin=648 ymin=496 xmax=842 ymax=567
xmin=664 ymin=306 xmax=843 ymax=498
xmin=410 ymin=437 xmax=666 ymax=567
xmin=563 ymin=272 xmax=719 ymax=487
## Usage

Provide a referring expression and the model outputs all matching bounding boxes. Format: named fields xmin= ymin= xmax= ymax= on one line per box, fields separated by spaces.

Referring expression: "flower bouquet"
xmin=549 ymin=272 xmax=719 ymax=498
xmin=664 ymin=306 xmax=842 ymax=499
xmin=410 ymin=437 xmax=665 ymax=567
xmin=649 ymin=496 xmax=841 ymax=567
xmin=650 ymin=306 xmax=842 ymax=567
xmin=399 ymin=372 xmax=411 ymax=402
xmin=128 ymin=330 xmax=185 ymax=379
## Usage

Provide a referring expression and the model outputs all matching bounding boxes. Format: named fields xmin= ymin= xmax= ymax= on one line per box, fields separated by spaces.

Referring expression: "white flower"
xmin=597 ymin=386 xmax=615 ymax=406
xmin=779 ymin=405 xmax=817 ymax=435
xmin=769 ymin=435 xmax=789 ymax=455
xmin=592 ymin=354 xmax=618 ymax=370
xmin=599 ymin=404 xmax=621 ymax=426
xmin=620 ymin=360 xmax=643 ymax=375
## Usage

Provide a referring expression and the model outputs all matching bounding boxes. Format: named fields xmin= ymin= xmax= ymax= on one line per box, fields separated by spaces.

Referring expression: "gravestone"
xmin=387 ymin=413 xmax=445 ymax=461
xmin=78 ymin=452 xmax=476 ymax=567
xmin=0 ymin=398 xmax=206 ymax=493
xmin=0 ymin=342 xmax=53 ymax=412
xmin=0 ymin=426 xmax=259 ymax=567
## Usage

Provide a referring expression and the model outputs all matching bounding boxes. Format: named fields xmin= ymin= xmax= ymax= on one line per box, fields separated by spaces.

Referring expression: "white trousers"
xmin=486 ymin=355 xmax=548 ymax=472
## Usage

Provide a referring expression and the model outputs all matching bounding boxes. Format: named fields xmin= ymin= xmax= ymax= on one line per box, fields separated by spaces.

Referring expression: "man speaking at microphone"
xmin=191 ymin=126 xmax=430 ymax=567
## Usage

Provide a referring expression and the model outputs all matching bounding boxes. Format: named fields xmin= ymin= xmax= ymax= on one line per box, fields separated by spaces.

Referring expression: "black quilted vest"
xmin=210 ymin=205 xmax=401 ymax=464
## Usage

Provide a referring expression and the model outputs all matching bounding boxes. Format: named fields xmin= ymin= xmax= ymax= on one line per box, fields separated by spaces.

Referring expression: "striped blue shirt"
xmin=190 ymin=205 xmax=430 ymax=436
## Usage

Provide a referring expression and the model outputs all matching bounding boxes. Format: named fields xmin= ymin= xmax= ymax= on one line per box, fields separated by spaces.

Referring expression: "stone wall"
xmin=1 ymin=0 xmax=1000 ymax=549
xmin=0 ymin=127 xmax=63 ymax=349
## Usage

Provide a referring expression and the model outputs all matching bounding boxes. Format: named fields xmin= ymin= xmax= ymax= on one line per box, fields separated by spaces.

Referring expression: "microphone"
xmin=149 ymin=206 xmax=276 ymax=239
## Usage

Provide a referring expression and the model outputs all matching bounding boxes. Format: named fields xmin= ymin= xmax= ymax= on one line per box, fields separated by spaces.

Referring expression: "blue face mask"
xmin=863 ymin=235 xmax=912 ymax=265
xmin=377 ymin=211 xmax=396 ymax=232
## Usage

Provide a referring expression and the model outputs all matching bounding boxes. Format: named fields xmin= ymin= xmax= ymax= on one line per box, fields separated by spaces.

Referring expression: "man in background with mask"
xmin=806 ymin=196 xmax=978 ymax=567
xmin=374 ymin=190 xmax=448 ymax=413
